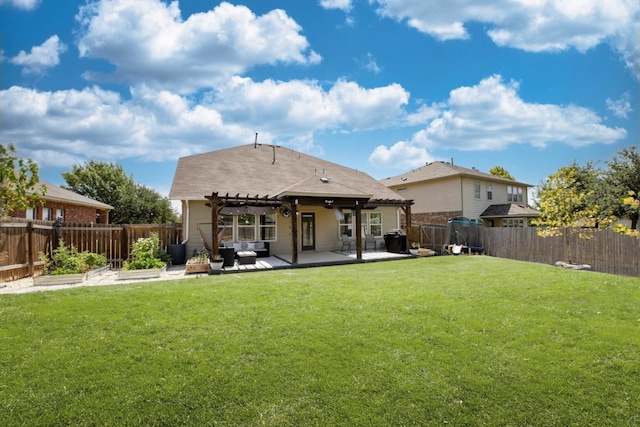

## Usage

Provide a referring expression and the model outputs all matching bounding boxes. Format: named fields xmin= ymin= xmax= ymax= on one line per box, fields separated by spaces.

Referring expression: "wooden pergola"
xmin=205 ymin=192 xmax=413 ymax=264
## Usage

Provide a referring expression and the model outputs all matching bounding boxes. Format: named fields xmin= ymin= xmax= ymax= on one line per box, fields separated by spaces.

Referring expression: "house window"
xmin=361 ymin=212 xmax=382 ymax=237
xmin=42 ymin=208 xmax=51 ymax=221
xmin=487 ymin=184 xmax=493 ymax=200
xmin=237 ymin=213 xmax=256 ymax=241
xmin=26 ymin=208 xmax=36 ymax=220
xmin=474 ymin=181 xmax=481 ymax=199
xmin=503 ymin=218 xmax=524 ymax=227
xmin=259 ymin=214 xmax=277 ymax=241
xmin=339 ymin=211 xmax=354 ymax=237
xmin=507 ymin=186 xmax=523 ymax=203
xmin=56 ymin=209 xmax=64 ymax=221
xmin=218 ymin=215 xmax=234 ymax=242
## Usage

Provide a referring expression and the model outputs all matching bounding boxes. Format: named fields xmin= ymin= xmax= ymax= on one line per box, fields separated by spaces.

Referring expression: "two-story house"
xmin=382 ymin=161 xmax=538 ymax=227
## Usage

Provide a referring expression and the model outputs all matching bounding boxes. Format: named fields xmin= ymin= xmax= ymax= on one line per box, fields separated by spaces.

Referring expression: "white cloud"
xmin=369 ymin=141 xmax=433 ymax=170
xmin=371 ymin=0 xmax=640 ymax=79
xmin=371 ymin=75 xmax=627 ymax=169
xmin=320 ymin=0 xmax=353 ymax=12
xmin=606 ymin=93 xmax=633 ymax=119
xmin=213 ymin=77 xmax=409 ymax=134
xmin=0 ymin=0 xmax=39 ymax=10
xmin=0 ymin=85 xmax=248 ymax=168
xmin=0 ymin=77 xmax=410 ymax=168
xmin=360 ymin=53 xmax=381 ymax=74
xmin=75 ymin=0 xmax=321 ymax=93
xmin=9 ymin=35 xmax=67 ymax=75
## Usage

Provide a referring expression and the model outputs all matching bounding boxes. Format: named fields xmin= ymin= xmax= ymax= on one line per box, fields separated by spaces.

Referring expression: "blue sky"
xmin=1 ymin=0 xmax=638 ymax=205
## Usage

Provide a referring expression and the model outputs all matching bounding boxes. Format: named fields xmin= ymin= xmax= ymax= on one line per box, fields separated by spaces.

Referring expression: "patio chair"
xmin=341 ymin=234 xmax=352 ymax=253
xmin=364 ymin=234 xmax=376 ymax=251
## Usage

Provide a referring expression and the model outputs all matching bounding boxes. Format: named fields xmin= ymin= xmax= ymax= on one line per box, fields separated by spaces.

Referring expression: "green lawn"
xmin=1 ymin=256 xmax=639 ymax=426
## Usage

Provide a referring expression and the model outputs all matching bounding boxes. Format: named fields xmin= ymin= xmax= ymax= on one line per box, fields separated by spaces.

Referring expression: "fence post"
xmin=27 ymin=221 xmax=34 ymax=277
xmin=121 ymin=225 xmax=129 ymax=263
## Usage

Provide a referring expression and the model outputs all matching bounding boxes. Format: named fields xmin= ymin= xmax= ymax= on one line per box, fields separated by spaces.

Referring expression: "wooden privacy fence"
xmin=482 ymin=227 xmax=640 ymax=278
xmin=0 ymin=219 xmax=182 ymax=282
xmin=410 ymin=223 xmax=448 ymax=251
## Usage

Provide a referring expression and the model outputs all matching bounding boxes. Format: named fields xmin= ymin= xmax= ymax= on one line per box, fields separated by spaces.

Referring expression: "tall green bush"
xmin=123 ymin=233 xmax=170 ymax=270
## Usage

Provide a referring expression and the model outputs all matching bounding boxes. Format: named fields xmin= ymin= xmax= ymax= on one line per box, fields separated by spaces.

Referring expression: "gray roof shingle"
xmin=169 ymin=144 xmax=405 ymax=202
xmin=381 ymin=161 xmax=531 ymax=187
xmin=480 ymin=203 xmax=539 ymax=218
xmin=34 ymin=182 xmax=113 ymax=210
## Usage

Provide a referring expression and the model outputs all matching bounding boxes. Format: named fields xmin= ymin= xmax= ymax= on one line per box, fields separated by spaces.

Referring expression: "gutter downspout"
xmin=181 ymin=200 xmax=190 ymax=244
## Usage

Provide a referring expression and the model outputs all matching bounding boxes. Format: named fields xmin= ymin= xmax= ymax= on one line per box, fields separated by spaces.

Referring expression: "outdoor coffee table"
xmin=236 ymin=251 xmax=257 ymax=265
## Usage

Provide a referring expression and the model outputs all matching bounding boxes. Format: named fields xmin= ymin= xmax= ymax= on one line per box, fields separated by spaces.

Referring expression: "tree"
xmin=62 ymin=161 xmax=179 ymax=224
xmin=0 ymin=143 xmax=46 ymax=219
xmin=604 ymin=145 xmax=640 ymax=229
xmin=489 ymin=166 xmax=515 ymax=180
xmin=532 ymin=162 xmax=615 ymax=262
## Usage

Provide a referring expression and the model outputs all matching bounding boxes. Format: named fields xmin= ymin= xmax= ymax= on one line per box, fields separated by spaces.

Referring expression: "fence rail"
xmin=482 ymin=227 xmax=640 ymax=278
xmin=1 ymin=219 xmax=182 ymax=282
xmin=412 ymin=223 xmax=640 ymax=278
xmin=3 ymin=220 xmax=639 ymax=281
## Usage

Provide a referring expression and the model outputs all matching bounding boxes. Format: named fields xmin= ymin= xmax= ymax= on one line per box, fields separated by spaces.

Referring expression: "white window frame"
xmin=26 ymin=208 xmax=36 ymax=220
xmin=42 ymin=207 xmax=51 ymax=221
xmin=487 ymin=183 xmax=493 ymax=200
xmin=361 ymin=211 xmax=383 ymax=237
xmin=56 ymin=208 xmax=64 ymax=221
xmin=474 ymin=181 xmax=481 ymax=199
xmin=259 ymin=213 xmax=277 ymax=241
xmin=236 ymin=213 xmax=256 ymax=242
xmin=339 ymin=211 xmax=354 ymax=238
xmin=503 ymin=218 xmax=524 ymax=227
xmin=507 ymin=186 xmax=524 ymax=203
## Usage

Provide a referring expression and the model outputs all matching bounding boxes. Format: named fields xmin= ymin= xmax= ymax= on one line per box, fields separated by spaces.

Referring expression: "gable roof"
xmin=35 ymin=182 xmax=113 ymax=210
xmin=480 ymin=203 xmax=539 ymax=218
xmin=381 ymin=161 xmax=531 ymax=187
xmin=169 ymin=144 xmax=405 ymax=202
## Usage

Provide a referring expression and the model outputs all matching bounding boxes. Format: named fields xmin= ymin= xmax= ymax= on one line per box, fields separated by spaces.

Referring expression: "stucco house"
xmin=381 ymin=161 xmax=538 ymax=227
xmin=169 ymin=143 xmax=413 ymax=263
xmin=9 ymin=181 xmax=113 ymax=224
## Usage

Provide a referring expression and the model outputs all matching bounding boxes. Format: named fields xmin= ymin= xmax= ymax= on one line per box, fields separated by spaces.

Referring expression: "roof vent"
xmin=320 ymin=177 xmax=331 ymax=183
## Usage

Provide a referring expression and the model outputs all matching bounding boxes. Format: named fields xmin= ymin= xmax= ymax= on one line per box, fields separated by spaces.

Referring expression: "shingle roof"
xmin=381 ymin=161 xmax=531 ymax=187
xmin=169 ymin=144 xmax=405 ymax=202
xmin=35 ymin=182 xmax=113 ymax=210
xmin=480 ymin=203 xmax=539 ymax=218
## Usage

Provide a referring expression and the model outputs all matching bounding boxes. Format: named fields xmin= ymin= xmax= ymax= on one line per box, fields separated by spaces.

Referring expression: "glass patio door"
xmin=301 ymin=213 xmax=315 ymax=251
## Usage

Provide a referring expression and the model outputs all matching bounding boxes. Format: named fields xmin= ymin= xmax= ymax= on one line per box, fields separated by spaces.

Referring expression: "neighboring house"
xmin=169 ymin=143 xmax=413 ymax=263
xmin=10 ymin=182 xmax=113 ymax=224
xmin=382 ymin=161 xmax=538 ymax=227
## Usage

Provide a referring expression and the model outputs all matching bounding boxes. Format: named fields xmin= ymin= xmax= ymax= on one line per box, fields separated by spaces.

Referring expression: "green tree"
xmin=62 ymin=161 xmax=178 ymax=224
xmin=0 ymin=143 xmax=46 ymax=219
xmin=604 ymin=145 xmax=640 ymax=229
xmin=489 ymin=166 xmax=515 ymax=180
xmin=532 ymin=162 xmax=614 ymax=262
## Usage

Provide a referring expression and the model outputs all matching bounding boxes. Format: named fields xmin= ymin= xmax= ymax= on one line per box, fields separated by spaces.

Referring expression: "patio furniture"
xmin=364 ymin=234 xmax=377 ymax=251
xmin=218 ymin=247 xmax=235 ymax=267
xmin=340 ymin=234 xmax=352 ymax=253
xmin=237 ymin=251 xmax=257 ymax=265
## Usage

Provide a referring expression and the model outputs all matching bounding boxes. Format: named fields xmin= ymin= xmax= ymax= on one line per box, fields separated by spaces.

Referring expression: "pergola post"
xmin=355 ymin=202 xmax=362 ymax=260
xmin=290 ymin=200 xmax=298 ymax=264
xmin=404 ymin=203 xmax=412 ymax=245
xmin=209 ymin=194 xmax=220 ymax=258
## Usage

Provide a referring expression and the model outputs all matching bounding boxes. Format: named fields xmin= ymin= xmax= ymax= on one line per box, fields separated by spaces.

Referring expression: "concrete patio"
xmin=220 ymin=249 xmax=411 ymax=272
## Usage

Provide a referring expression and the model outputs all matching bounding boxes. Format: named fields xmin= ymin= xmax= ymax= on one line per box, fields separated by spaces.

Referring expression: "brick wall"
xmin=405 ymin=210 xmax=463 ymax=225
xmin=10 ymin=202 xmax=109 ymax=224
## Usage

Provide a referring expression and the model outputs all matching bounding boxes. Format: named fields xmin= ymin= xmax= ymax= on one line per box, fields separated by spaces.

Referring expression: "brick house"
xmin=10 ymin=182 xmax=113 ymax=224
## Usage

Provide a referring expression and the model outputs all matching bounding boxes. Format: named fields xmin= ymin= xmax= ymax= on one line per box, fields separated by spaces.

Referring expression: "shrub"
xmin=123 ymin=233 xmax=170 ymax=270
xmin=39 ymin=239 xmax=107 ymax=275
